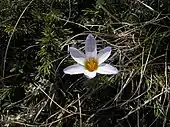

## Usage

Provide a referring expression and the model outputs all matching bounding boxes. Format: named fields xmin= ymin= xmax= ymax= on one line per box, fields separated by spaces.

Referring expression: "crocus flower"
xmin=63 ymin=34 xmax=119 ymax=79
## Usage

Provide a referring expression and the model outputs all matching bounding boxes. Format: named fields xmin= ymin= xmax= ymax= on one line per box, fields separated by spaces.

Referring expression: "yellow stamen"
xmin=85 ymin=57 xmax=98 ymax=72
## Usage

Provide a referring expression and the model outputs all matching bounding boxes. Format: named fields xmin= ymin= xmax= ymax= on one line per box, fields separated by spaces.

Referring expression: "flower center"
xmin=85 ymin=57 xmax=98 ymax=72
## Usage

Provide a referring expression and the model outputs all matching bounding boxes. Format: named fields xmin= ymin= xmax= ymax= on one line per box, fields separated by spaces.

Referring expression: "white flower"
xmin=63 ymin=34 xmax=119 ymax=79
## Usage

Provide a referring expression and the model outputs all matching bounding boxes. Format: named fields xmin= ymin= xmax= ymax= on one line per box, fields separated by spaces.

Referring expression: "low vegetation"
xmin=0 ymin=0 xmax=170 ymax=126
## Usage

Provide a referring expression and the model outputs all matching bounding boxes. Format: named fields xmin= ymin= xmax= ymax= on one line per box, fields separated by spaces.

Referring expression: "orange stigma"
xmin=85 ymin=57 xmax=98 ymax=72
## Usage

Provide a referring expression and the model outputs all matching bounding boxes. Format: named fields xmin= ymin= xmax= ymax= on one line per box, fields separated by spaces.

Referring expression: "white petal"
xmin=97 ymin=47 xmax=112 ymax=65
xmin=85 ymin=34 xmax=97 ymax=58
xmin=69 ymin=47 xmax=86 ymax=65
xmin=63 ymin=64 xmax=85 ymax=75
xmin=84 ymin=70 xmax=96 ymax=79
xmin=97 ymin=63 xmax=119 ymax=74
